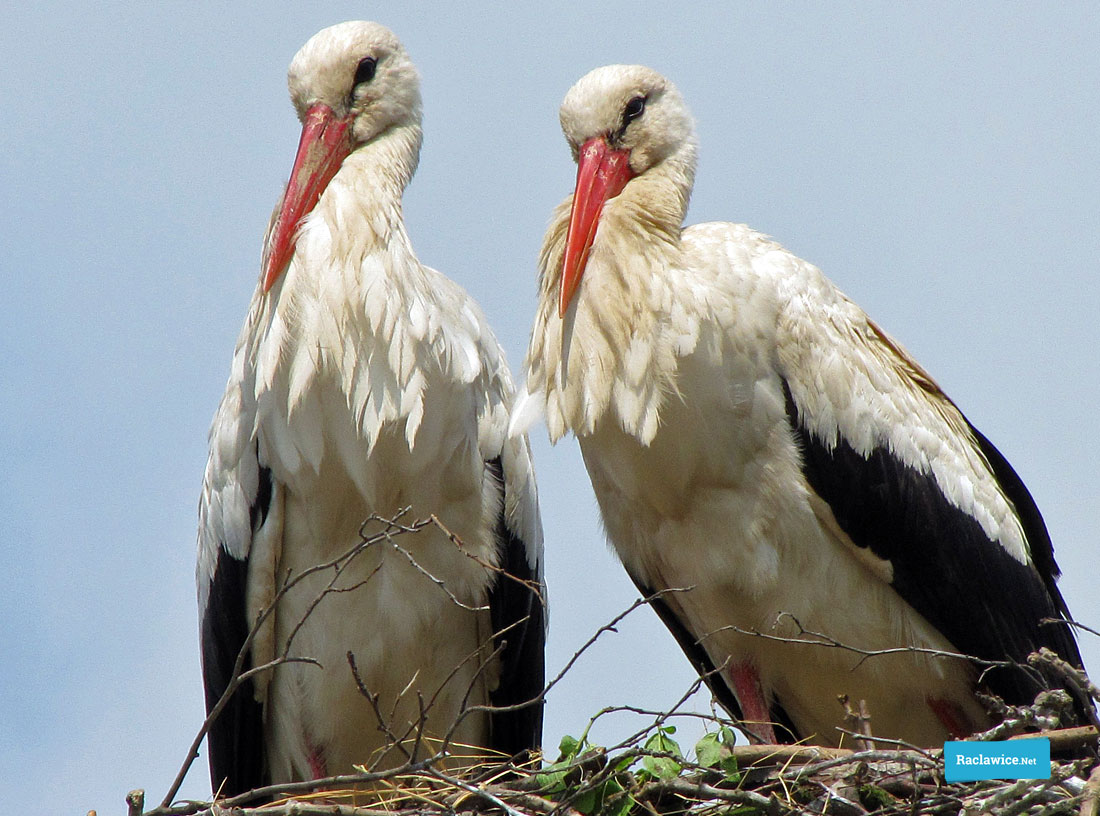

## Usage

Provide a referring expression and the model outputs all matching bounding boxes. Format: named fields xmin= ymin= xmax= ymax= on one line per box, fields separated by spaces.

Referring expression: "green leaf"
xmin=613 ymin=752 xmax=639 ymax=773
xmin=719 ymin=754 xmax=741 ymax=783
xmin=559 ymin=734 xmax=582 ymax=760
xmin=694 ymin=730 xmax=740 ymax=782
xmin=599 ymin=779 xmax=633 ymax=816
xmin=573 ymin=788 xmax=598 ymax=814
xmin=694 ymin=732 xmax=724 ymax=768
xmin=859 ymin=784 xmax=897 ymax=810
xmin=644 ymin=726 xmax=683 ymax=756
xmin=643 ymin=755 xmax=680 ymax=781
xmin=572 ymin=776 xmax=628 ymax=816
xmin=641 ymin=727 xmax=683 ymax=779
xmin=536 ymin=735 xmax=584 ymax=794
xmin=536 ymin=766 xmax=567 ymax=795
xmin=605 ymin=791 xmax=636 ymax=816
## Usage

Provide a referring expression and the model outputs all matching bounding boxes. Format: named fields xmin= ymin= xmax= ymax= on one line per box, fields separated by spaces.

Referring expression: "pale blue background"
xmin=3 ymin=3 xmax=1098 ymax=812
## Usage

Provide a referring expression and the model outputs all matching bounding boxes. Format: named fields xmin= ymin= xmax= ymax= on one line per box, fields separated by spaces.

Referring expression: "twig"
xmin=157 ymin=509 xmax=429 ymax=809
xmin=782 ymin=748 xmax=940 ymax=781
xmin=384 ymin=535 xmax=489 ymax=612
xmin=424 ymin=766 xmax=525 ymax=816
xmin=1080 ymin=763 xmax=1100 ymax=816
xmin=543 ymin=587 xmax=694 ymax=706
xmin=839 ymin=695 xmax=874 ymax=752
xmin=146 ymin=758 xmax=445 ymax=816
xmin=442 ymin=636 xmax=518 ymax=756
xmin=147 ymin=548 xmax=1100 ymax=816
xmin=831 ymin=726 xmax=929 ymax=754
xmin=1062 ymin=619 xmax=1100 ymax=642
xmin=1030 ymin=647 xmax=1100 ymax=730
xmin=636 ymin=775 xmax=773 ymax=809
xmin=429 ymin=514 xmax=545 ymax=603
xmin=727 ymin=743 xmax=854 ymax=767
xmin=279 ymin=563 xmax=384 ymax=661
xmin=964 ymin=762 xmax=1083 ymax=816
xmin=575 ymin=668 xmax=713 ymax=755
xmin=347 ymin=650 xmax=415 ymax=765
xmin=705 ymin=613 xmax=1025 ymax=675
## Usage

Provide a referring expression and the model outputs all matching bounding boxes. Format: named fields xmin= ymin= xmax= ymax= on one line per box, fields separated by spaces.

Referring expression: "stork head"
xmin=261 ymin=21 xmax=422 ymax=291
xmin=556 ymin=65 xmax=696 ymax=316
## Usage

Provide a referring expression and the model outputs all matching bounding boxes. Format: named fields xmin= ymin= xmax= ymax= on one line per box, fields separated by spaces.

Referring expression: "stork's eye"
xmin=354 ymin=56 xmax=377 ymax=85
xmin=622 ymin=95 xmax=647 ymax=125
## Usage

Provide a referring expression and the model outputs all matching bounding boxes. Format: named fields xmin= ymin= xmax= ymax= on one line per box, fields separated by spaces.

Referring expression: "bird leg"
xmin=729 ymin=661 xmax=778 ymax=744
xmin=927 ymin=696 xmax=976 ymax=738
xmin=306 ymin=739 xmax=329 ymax=780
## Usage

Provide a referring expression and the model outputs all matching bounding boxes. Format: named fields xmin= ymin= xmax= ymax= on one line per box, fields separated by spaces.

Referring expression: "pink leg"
xmin=729 ymin=661 xmax=777 ymax=744
xmin=927 ymin=696 xmax=976 ymax=738
xmin=306 ymin=740 xmax=328 ymax=780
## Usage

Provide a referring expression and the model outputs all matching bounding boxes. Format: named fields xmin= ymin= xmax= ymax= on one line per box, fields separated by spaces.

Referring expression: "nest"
xmin=125 ymin=718 xmax=1099 ymax=816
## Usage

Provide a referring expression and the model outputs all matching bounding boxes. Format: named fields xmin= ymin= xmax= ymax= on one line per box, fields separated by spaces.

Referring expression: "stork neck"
xmin=622 ymin=141 xmax=696 ymax=236
xmin=311 ymin=121 xmax=422 ymax=261
xmin=346 ymin=122 xmax=423 ymax=199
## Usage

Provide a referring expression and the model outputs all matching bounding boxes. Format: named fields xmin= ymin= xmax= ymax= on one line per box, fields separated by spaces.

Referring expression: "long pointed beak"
xmin=559 ymin=137 xmax=635 ymax=317
xmin=260 ymin=103 xmax=353 ymax=292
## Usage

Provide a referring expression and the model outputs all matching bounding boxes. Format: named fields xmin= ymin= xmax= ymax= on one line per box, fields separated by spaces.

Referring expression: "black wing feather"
xmin=781 ymin=379 xmax=1088 ymax=719
xmin=485 ymin=457 xmax=546 ymax=757
xmin=199 ymin=461 xmax=272 ymax=796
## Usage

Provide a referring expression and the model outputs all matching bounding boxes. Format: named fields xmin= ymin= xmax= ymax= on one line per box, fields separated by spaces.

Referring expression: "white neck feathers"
xmin=522 ymin=155 xmax=697 ymax=445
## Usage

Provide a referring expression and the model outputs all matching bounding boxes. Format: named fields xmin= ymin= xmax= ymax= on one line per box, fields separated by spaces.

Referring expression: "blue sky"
xmin=2 ymin=3 xmax=1098 ymax=812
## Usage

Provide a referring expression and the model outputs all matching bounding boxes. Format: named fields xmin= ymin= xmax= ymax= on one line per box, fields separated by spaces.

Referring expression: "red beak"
xmin=559 ymin=137 xmax=635 ymax=317
xmin=261 ymin=103 xmax=353 ymax=292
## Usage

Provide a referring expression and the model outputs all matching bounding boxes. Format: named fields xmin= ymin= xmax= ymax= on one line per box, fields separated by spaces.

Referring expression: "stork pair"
xmin=197 ymin=21 xmax=1090 ymax=797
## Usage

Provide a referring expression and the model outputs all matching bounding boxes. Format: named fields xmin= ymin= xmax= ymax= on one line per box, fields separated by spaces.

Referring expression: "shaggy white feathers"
xmin=198 ymin=22 xmax=542 ymax=783
xmin=520 ymin=65 xmax=1026 ymax=564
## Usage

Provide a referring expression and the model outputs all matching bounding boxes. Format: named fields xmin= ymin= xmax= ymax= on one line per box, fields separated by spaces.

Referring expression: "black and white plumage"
xmin=197 ymin=22 xmax=545 ymax=796
xmin=515 ymin=64 xmax=1088 ymax=747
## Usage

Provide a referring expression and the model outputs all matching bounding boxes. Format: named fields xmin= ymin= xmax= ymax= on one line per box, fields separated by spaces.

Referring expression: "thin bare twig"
xmin=429 ymin=514 xmax=545 ymax=603
xmin=839 ymin=695 xmax=874 ymax=752
xmin=159 ymin=509 xmax=428 ymax=809
xmin=347 ymin=650 xmax=415 ymax=765
xmin=384 ymin=535 xmax=489 ymax=612
xmin=1079 ymin=763 xmax=1100 ymax=816
xmin=704 ymin=612 xmax=1025 ymax=675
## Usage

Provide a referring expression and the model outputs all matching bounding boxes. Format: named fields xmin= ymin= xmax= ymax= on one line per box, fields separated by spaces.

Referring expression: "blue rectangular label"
xmin=944 ymin=739 xmax=1050 ymax=782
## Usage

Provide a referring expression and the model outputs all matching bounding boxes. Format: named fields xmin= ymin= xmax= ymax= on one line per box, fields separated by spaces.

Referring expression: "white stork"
xmin=516 ymin=64 xmax=1088 ymax=747
xmin=197 ymin=22 xmax=545 ymax=796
